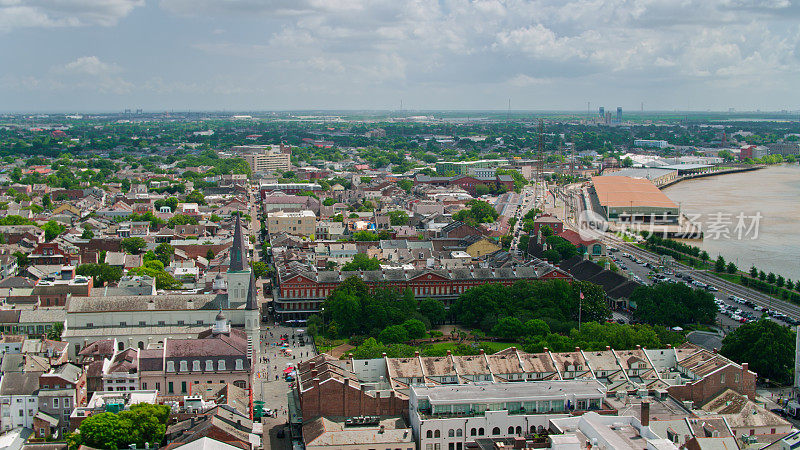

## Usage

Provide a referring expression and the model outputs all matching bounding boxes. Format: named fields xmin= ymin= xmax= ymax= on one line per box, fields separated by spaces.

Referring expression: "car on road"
xmin=706 ymin=285 xmax=718 ymax=292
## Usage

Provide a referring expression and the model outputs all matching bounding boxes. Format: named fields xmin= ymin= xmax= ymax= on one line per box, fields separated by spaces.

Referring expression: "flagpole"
xmin=578 ymin=290 xmax=583 ymax=331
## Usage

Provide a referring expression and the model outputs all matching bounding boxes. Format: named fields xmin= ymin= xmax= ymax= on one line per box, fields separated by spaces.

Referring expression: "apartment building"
xmin=267 ymin=210 xmax=316 ymax=237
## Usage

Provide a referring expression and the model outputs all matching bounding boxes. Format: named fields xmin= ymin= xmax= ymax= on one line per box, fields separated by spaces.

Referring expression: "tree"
xmin=474 ymin=184 xmax=490 ymax=197
xmin=46 ymin=322 xmax=64 ymax=341
xmin=397 ymin=179 xmax=413 ymax=193
xmin=121 ymin=237 xmax=147 ymax=255
xmin=726 ymin=262 xmax=737 ymax=274
xmin=402 ymin=319 xmax=427 ymax=339
xmin=767 ymin=272 xmax=777 ymax=284
xmin=128 ymin=261 xmax=182 ymax=290
xmin=66 ymin=403 xmax=170 ymax=450
xmin=341 ymin=253 xmax=381 ymax=271
xmin=759 ymin=270 xmax=767 ymax=281
xmin=545 ymin=235 xmax=578 ymax=261
xmin=251 ymin=261 xmax=271 ymax=279
xmin=492 ymin=317 xmax=525 ymax=341
xmin=81 ymin=228 xmax=94 ymax=239
xmin=185 ymin=189 xmax=206 ymax=205
xmin=714 ymin=255 xmax=726 ymax=272
xmin=700 ymin=251 xmax=709 ymax=263
xmin=42 ymin=193 xmax=52 ymax=210
xmin=378 ymin=325 xmax=409 ymax=344
xmin=206 ymin=249 xmax=215 ymax=260
xmin=13 ymin=251 xmax=29 ymax=268
xmin=720 ymin=319 xmax=794 ymax=383
xmin=542 ymin=248 xmax=561 ymax=263
xmin=750 ymin=266 xmax=758 ymax=278
xmin=42 ymin=220 xmax=65 ymax=241
xmin=630 ymin=283 xmax=717 ymax=327
xmin=540 ymin=225 xmax=553 ymax=237
xmin=777 ymin=275 xmax=785 ymax=288
xmin=167 ymin=214 xmax=199 ymax=228
xmin=523 ymin=319 xmax=550 ymax=338
xmin=154 ymin=243 xmax=174 ymax=266
xmin=76 ymin=263 xmax=123 ymax=286
xmin=388 ymin=210 xmax=410 ymax=226
xmin=418 ymin=298 xmax=447 ymax=325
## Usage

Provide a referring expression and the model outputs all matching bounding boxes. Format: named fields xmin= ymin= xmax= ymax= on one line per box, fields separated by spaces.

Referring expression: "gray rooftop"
xmin=411 ymin=380 xmax=606 ymax=404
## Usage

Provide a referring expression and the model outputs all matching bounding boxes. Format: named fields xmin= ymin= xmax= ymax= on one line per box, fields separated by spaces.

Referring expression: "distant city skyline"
xmin=1 ymin=0 xmax=800 ymax=112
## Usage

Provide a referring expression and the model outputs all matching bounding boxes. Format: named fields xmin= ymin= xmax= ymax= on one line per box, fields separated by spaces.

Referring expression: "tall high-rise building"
xmin=616 ymin=107 xmax=622 ymax=123
xmin=598 ymin=106 xmax=605 ymax=118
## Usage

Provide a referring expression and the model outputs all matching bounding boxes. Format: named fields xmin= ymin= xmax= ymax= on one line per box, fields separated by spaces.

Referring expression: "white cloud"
xmin=57 ymin=56 xmax=122 ymax=76
xmin=0 ymin=0 xmax=143 ymax=32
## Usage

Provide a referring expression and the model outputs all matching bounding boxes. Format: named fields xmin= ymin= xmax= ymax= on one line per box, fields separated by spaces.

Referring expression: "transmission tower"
xmin=536 ymin=119 xmax=545 ymax=198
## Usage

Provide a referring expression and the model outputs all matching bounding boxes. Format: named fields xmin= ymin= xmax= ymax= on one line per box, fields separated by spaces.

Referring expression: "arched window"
xmin=492 ymin=427 xmax=500 ymax=435
xmin=137 ymin=341 xmax=144 ymax=350
xmin=118 ymin=341 xmax=124 ymax=351
xmin=530 ymin=426 xmax=536 ymax=434
xmin=478 ymin=428 xmax=485 ymax=436
xmin=507 ymin=427 xmax=514 ymax=434
xmin=426 ymin=430 xmax=433 ymax=439
xmin=470 ymin=428 xmax=476 ymax=436
xmin=233 ymin=380 xmax=247 ymax=388
xmin=448 ymin=429 xmax=454 ymax=438
xmin=515 ymin=426 xmax=522 ymax=435
xmin=434 ymin=430 xmax=441 ymax=438
xmin=456 ymin=429 xmax=463 ymax=437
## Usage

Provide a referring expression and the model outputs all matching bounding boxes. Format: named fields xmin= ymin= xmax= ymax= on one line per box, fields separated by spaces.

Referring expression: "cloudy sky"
xmin=1 ymin=0 xmax=799 ymax=112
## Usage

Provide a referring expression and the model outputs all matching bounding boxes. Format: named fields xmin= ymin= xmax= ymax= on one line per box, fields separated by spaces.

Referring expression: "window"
xmin=155 ymin=382 xmax=160 ymax=391
xmin=166 ymin=361 xmax=175 ymax=372
xmin=219 ymin=360 xmax=226 ymax=371
xmin=470 ymin=428 xmax=476 ymax=436
xmin=142 ymin=383 xmax=147 ymax=389
xmin=206 ymin=360 xmax=213 ymax=371
xmin=449 ymin=444 xmax=454 ymax=450
xmin=63 ymin=398 xmax=70 ymax=409
xmin=179 ymin=360 xmax=188 ymax=372
xmin=86 ymin=323 xmax=93 ymax=328
xmin=177 ymin=320 xmax=185 ymax=325
xmin=119 ymin=321 xmax=127 ymax=327
xmin=235 ymin=359 xmax=244 ymax=370
xmin=478 ymin=428 xmax=484 ymax=436
xmin=167 ymin=382 xmax=174 ymax=394
xmin=53 ymin=398 xmax=59 ymax=408
xmin=515 ymin=426 xmax=521 ymax=435
xmin=448 ymin=429 xmax=454 ymax=438
xmin=721 ymin=373 xmax=726 ymax=383
xmin=434 ymin=430 xmax=440 ymax=438
xmin=492 ymin=427 xmax=501 ymax=436
xmin=192 ymin=360 xmax=200 ymax=371
xmin=426 ymin=431 xmax=433 ymax=439
xmin=158 ymin=320 xmax=166 ymax=326
xmin=456 ymin=429 xmax=462 ymax=437
xmin=138 ymin=321 xmax=146 ymax=326
xmin=181 ymin=381 xmax=187 ymax=393
xmin=508 ymin=426 xmax=514 ymax=434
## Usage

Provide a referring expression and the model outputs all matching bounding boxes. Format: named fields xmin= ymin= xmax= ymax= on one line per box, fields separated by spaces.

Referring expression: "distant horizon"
xmin=3 ymin=108 xmax=799 ymax=116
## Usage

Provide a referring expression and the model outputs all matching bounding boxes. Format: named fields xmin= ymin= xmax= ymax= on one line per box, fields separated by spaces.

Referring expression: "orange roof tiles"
xmin=592 ymin=176 xmax=678 ymax=208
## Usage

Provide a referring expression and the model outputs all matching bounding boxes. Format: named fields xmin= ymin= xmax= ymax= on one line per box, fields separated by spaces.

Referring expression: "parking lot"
xmin=607 ymin=248 xmax=797 ymax=332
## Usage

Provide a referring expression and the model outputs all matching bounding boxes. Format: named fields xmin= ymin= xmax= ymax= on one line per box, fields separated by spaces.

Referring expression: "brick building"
xmin=274 ymin=266 xmax=571 ymax=322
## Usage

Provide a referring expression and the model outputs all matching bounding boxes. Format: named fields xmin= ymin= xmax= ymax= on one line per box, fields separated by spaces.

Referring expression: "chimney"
xmin=311 ymin=369 xmax=317 ymax=378
xmin=605 ymin=346 xmax=611 ymax=351
xmin=666 ymin=344 xmax=672 ymax=349
xmin=641 ymin=401 xmax=650 ymax=427
xmin=543 ymin=347 xmax=549 ymax=352
xmin=414 ymin=351 xmax=420 ymax=357
xmin=446 ymin=350 xmax=451 ymax=356
xmin=712 ymin=348 xmax=717 ymax=354
xmin=575 ymin=347 xmax=581 ymax=352
xmin=479 ymin=349 xmax=484 ymax=355
xmin=310 ymin=362 xmax=315 ymax=370
xmin=379 ymin=425 xmax=385 ymax=434
xmin=636 ymin=345 xmax=641 ymax=350
xmin=742 ymin=362 xmax=748 ymax=372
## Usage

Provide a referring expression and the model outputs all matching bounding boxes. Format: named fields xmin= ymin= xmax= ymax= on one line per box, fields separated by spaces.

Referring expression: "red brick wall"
xmin=667 ymin=363 xmax=756 ymax=405
xmin=299 ymin=378 xmax=407 ymax=419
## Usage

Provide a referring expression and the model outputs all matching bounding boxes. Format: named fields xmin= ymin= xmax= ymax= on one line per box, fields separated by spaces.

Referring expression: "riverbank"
xmin=658 ymin=164 xmax=765 ymax=190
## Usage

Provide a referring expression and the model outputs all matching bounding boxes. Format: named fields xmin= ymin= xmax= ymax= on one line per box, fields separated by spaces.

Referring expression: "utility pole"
xmin=536 ymin=119 xmax=545 ymax=201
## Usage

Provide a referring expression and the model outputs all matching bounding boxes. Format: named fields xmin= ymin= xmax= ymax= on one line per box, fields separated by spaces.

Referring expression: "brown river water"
xmin=663 ymin=164 xmax=800 ymax=281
